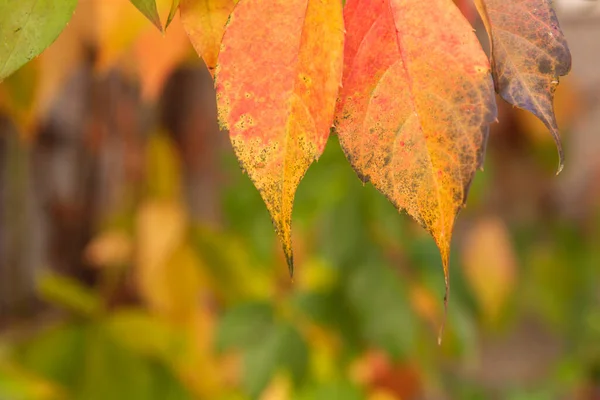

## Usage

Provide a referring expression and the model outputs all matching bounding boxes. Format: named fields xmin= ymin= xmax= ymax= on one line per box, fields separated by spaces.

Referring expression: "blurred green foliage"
xmin=0 ymin=127 xmax=598 ymax=400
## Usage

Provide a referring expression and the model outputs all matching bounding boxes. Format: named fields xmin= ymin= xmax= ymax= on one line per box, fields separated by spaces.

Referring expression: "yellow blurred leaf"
xmin=259 ymin=374 xmax=291 ymax=400
xmin=461 ymin=216 xmax=517 ymax=324
xmin=178 ymin=306 xmax=224 ymax=397
xmin=146 ymin=133 xmax=183 ymax=199
xmin=368 ymin=390 xmax=401 ymax=400
xmin=295 ymin=257 xmax=338 ymax=292
xmin=135 ymin=199 xmax=188 ymax=318
xmin=95 ymin=0 xmax=151 ymax=70
xmin=303 ymin=324 xmax=341 ymax=382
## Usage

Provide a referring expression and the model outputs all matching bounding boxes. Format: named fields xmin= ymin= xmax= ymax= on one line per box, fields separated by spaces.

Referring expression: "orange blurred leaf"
xmin=180 ymin=0 xmax=235 ymax=73
xmin=350 ymin=350 xmax=421 ymax=399
xmin=95 ymin=0 xmax=154 ymax=70
xmin=475 ymin=0 xmax=572 ymax=173
xmin=215 ymin=0 xmax=344 ymax=276
xmin=461 ymin=216 xmax=517 ymax=324
xmin=336 ymin=0 xmax=497 ymax=323
xmin=84 ymin=229 xmax=133 ymax=268
xmin=133 ymin=13 xmax=192 ymax=99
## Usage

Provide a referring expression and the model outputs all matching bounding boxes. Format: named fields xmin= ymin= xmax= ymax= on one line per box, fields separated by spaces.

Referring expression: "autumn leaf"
xmin=336 ymin=0 xmax=497 ymax=331
xmin=180 ymin=0 xmax=237 ymax=73
xmin=475 ymin=0 xmax=572 ymax=173
xmin=216 ymin=0 xmax=344 ymax=276
xmin=129 ymin=0 xmax=164 ymax=32
xmin=0 ymin=0 xmax=77 ymax=82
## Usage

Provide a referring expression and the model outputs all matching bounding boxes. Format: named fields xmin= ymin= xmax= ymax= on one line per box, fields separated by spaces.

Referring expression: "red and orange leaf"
xmin=336 ymin=0 xmax=497 ymax=329
xmin=216 ymin=0 xmax=344 ymax=276
xmin=475 ymin=0 xmax=571 ymax=173
xmin=180 ymin=0 xmax=237 ymax=74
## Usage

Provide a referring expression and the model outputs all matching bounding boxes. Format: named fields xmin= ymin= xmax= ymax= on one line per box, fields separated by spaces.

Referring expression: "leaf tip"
xmin=437 ymin=258 xmax=450 ymax=346
xmin=285 ymin=248 xmax=294 ymax=280
xmin=556 ymin=147 xmax=564 ymax=176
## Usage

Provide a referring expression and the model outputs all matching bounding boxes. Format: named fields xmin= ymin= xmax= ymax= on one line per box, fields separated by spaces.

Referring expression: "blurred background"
xmin=0 ymin=0 xmax=599 ymax=399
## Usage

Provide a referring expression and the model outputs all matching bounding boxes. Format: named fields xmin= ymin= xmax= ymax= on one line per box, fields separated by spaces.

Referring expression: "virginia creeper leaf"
xmin=216 ymin=0 xmax=344 ymax=277
xmin=129 ymin=0 xmax=163 ymax=32
xmin=475 ymin=0 xmax=572 ymax=173
xmin=166 ymin=0 xmax=180 ymax=29
xmin=336 ymin=0 xmax=497 ymax=329
xmin=0 ymin=0 xmax=77 ymax=82
xmin=180 ymin=0 xmax=237 ymax=74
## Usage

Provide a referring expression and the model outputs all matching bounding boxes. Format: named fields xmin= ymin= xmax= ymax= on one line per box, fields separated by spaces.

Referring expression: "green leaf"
xmin=103 ymin=308 xmax=186 ymax=362
xmin=216 ymin=302 xmax=274 ymax=352
xmin=243 ymin=324 xmax=308 ymax=398
xmin=0 ymin=366 xmax=60 ymax=400
xmin=36 ymin=272 xmax=102 ymax=316
xmin=129 ymin=0 xmax=163 ymax=32
xmin=16 ymin=323 xmax=87 ymax=389
xmin=0 ymin=0 xmax=77 ymax=81
xmin=345 ymin=263 xmax=416 ymax=359
xmin=77 ymin=325 xmax=191 ymax=400
xmin=166 ymin=0 xmax=180 ymax=29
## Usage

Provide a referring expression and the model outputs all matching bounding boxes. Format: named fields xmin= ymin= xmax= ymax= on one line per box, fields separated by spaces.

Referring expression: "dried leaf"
xmin=216 ymin=0 xmax=344 ymax=276
xmin=475 ymin=0 xmax=572 ymax=173
xmin=180 ymin=0 xmax=236 ymax=73
xmin=129 ymin=0 xmax=163 ymax=32
xmin=336 ymin=0 xmax=497 ymax=331
xmin=0 ymin=0 xmax=77 ymax=82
